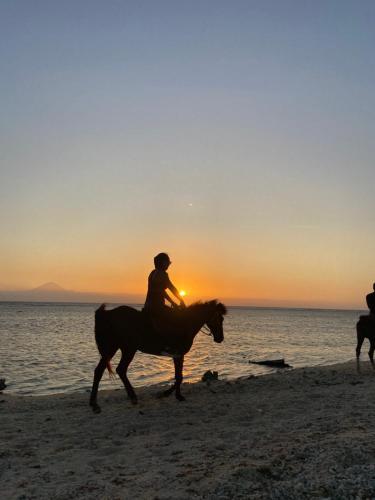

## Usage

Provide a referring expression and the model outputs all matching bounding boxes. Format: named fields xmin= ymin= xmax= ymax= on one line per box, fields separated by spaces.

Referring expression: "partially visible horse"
xmin=356 ymin=315 xmax=375 ymax=364
xmin=89 ymin=300 xmax=227 ymax=413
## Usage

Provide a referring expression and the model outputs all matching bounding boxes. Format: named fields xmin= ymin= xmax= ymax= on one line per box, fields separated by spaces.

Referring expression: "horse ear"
xmin=217 ymin=302 xmax=227 ymax=315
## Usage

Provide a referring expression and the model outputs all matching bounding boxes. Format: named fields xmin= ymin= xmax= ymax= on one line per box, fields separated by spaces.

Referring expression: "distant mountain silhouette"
xmin=0 ymin=282 xmax=144 ymax=304
xmin=30 ymin=282 xmax=66 ymax=292
xmin=9 ymin=282 xmax=74 ymax=302
xmin=0 ymin=284 xmax=359 ymax=309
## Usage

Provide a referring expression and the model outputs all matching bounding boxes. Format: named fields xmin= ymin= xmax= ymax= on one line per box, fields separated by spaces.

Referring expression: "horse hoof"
xmin=176 ymin=395 xmax=186 ymax=402
xmin=130 ymin=397 xmax=138 ymax=405
xmin=92 ymin=404 xmax=101 ymax=414
xmin=157 ymin=388 xmax=174 ymax=399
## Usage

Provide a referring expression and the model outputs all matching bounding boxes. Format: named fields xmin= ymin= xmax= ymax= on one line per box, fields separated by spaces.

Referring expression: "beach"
xmin=2 ymin=360 xmax=375 ymax=499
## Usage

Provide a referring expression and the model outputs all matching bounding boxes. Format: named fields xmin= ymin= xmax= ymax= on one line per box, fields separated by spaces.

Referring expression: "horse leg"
xmin=116 ymin=349 xmax=138 ymax=404
xmin=157 ymin=357 xmax=177 ymax=398
xmin=89 ymin=357 xmax=107 ymax=414
xmin=369 ymin=338 xmax=375 ymax=367
xmin=356 ymin=322 xmax=365 ymax=359
xmin=157 ymin=383 xmax=176 ymax=398
xmin=174 ymin=355 xmax=185 ymax=402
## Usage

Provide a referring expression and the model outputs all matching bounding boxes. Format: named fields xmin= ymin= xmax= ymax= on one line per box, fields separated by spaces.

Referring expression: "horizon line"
xmin=0 ymin=283 xmax=364 ymax=311
xmin=0 ymin=298 xmax=366 ymax=313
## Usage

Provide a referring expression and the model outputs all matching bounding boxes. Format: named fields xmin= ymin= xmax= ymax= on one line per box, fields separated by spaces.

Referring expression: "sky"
xmin=1 ymin=1 xmax=375 ymax=308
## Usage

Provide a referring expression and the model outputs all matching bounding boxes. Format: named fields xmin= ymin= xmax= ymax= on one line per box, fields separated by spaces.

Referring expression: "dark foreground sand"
xmin=2 ymin=360 xmax=375 ymax=499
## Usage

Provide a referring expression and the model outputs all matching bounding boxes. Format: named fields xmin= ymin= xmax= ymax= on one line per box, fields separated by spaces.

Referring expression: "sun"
xmin=179 ymin=290 xmax=187 ymax=297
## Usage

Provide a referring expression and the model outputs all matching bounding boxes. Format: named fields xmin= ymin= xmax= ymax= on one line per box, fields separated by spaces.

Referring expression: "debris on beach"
xmin=249 ymin=359 xmax=291 ymax=368
xmin=201 ymin=370 xmax=219 ymax=382
xmin=0 ymin=379 xmax=6 ymax=391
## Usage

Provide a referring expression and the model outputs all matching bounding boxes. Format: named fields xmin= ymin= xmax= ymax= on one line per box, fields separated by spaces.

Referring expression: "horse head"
xmin=205 ymin=300 xmax=227 ymax=343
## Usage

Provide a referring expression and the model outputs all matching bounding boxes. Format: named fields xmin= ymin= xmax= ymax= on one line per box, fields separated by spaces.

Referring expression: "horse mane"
xmin=185 ymin=300 xmax=227 ymax=315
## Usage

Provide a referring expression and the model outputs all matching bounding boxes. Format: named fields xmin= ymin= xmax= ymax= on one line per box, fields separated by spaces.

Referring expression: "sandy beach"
xmin=2 ymin=360 xmax=375 ymax=499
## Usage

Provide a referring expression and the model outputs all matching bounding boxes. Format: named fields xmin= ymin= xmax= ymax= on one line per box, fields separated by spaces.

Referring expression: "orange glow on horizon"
xmin=0 ymin=243 xmax=369 ymax=309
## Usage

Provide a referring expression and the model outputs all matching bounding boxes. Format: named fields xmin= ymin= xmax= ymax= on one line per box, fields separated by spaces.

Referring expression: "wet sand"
xmin=2 ymin=360 xmax=375 ymax=499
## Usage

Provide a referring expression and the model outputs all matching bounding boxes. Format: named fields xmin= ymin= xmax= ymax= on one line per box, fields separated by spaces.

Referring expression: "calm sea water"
xmin=0 ymin=301 xmax=364 ymax=396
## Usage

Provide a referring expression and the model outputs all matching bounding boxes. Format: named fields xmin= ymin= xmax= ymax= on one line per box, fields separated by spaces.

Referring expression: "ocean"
xmin=0 ymin=301 xmax=364 ymax=396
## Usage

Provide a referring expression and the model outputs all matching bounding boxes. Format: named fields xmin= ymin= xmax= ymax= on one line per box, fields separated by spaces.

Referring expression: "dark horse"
xmin=89 ymin=300 xmax=227 ymax=413
xmin=356 ymin=315 xmax=375 ymax=364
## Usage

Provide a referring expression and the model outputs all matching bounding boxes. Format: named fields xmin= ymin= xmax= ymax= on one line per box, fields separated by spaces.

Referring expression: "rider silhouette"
xmin=366 ymin=283 xmax=375 ymax=318
xmin=143 ymin=253 xmax=185 ymax=334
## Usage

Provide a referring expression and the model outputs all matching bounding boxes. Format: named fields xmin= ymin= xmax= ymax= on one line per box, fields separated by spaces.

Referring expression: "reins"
xmin=199 ymin=308 xmax=221 ymax=337
xmin=185 ymin=302 xmax=221 ymax=338
xmin=200 ymin=325 xmax=212 ymax=337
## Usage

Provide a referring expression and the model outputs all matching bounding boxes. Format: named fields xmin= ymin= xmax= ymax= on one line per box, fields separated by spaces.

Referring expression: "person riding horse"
xmin=356 ymin=283 xmax=375 ymax=364
xmin=143 ymin=253 xmax=186 ymax=335
xmin=89 ymin=254 xmax=227 ymax=412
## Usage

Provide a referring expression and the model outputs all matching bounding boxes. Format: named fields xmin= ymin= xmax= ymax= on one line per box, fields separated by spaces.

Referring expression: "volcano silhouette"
xmin=30 ymin=282 xmax=66 ymax=292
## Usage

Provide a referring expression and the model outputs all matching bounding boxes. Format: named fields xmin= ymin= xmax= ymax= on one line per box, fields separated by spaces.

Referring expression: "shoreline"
xmin=1 ymin=356 xmax=355 ymax=398
xmin=2 ymin=360 xmax=375 ymax=499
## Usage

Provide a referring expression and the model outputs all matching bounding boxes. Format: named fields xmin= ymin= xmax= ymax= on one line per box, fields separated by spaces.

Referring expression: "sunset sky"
xmin=1 ymin=1 xmax=375 ymax=308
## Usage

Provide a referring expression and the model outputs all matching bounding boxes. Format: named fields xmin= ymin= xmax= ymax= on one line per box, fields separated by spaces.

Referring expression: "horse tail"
xmin=95 ymin=304 xmax=115 ymax=376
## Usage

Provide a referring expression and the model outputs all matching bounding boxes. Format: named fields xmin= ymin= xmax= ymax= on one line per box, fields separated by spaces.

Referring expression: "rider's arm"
xmin=166 ymin=277 xmax=185 ymax=307
xmin=163 ymin=290 xmax=179 ymax=307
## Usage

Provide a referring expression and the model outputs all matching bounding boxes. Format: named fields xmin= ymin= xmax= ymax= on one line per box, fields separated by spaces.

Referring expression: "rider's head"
xmin=154 ymin=252 xmax=171 ymax=270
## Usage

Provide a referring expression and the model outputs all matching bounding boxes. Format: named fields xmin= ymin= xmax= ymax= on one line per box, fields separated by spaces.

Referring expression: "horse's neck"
xmin=186 ymin=306 xmax=209 ymax=339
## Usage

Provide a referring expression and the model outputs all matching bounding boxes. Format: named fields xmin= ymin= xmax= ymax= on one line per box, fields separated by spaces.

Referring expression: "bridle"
xmin=200 ymin=324 xmax=212 ymax=337
xmin=200 ymin=310 xmax=221 ymax=337
xmin=191 ymin=304 xmax=225 ymax=339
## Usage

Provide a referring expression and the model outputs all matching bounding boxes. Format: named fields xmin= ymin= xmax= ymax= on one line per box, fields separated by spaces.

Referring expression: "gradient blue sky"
xmin=1 ymin=1 xmax=375 ymax=307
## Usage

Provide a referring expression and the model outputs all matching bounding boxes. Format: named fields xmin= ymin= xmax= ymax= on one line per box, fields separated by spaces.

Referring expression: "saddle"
xmin=140 ymin=310 xmax=184 ymax=356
